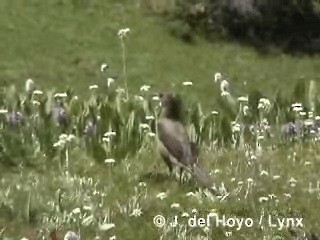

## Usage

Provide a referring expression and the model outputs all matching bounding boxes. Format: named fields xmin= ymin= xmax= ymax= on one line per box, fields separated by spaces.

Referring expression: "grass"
xmin=1 ymin=0 xmax=320 ymax=239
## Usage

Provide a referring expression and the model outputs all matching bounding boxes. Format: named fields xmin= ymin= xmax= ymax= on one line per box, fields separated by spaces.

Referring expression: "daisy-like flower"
xmin=101 ymin=63 xmax=108 ymax=72
xmin=104 ymin=131 xmax=117 ymax=137
xmin=220 ymin=80 xmax=229 ymax=92
xmin=105 ymin=158 xmax=115 ymax=164
xmin=237 ymin=96 xmax=248 ymax=103
xmin=118 ymin=28 xmax=130 ymax=38
xmin=107 ymin=77 xmax=114 ymax=87
xmin=0 ymin=109 xmax=8 ymax=114
xmin=102 ymin=137 xmax=110 ymax=143
xmin=243 ymin=105 xmax=249 ymax=116
xmin=260 ymin=170 xmax=269 ymax=176
xmin=211 ymin=110 xmax=218 ymax=115
xmin=291 ymin=103 xmax=302 ymax=108
xmin=170 ymin=203 xmax=180 ymax=209
xmin=214 ymin=72 xmax=222 ymax=83
xmin=182 ymin=81 xmax=193 ymax=86
xmin=146 ymin=115 xmax=155 ymax=120
xmin=89 ymin=85 xmax=98 ymax=90
xmin=152 ymin=95 xmax=160 ymax=101
xmin=284 ymin=193 xmax=291 ymax=199
xmin=54 ymin=92 xmax=68 ymax=98
xmin=140 ymin=85 xmax=151 ymax=92
xmin=147 ymin=132 xmax=156 ymax=137
xmin=139 ymin=123 xmax=150 ymax=130
xmin=259 ymin=197 xmax=269 ymax=203
xmin=130 ymin=208 xmax=142 ymax=217
xmin=25 ymin=78 xmax=35 ymax=93
xmin=33 ymin=90 xmax=43 ymax=95
xmin=156 ymin=192 xmax=167 ymax=200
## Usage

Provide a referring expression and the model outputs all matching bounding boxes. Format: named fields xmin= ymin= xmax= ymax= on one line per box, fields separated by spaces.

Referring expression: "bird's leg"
xmin=179 ymin=167 xmax=184 ymax=183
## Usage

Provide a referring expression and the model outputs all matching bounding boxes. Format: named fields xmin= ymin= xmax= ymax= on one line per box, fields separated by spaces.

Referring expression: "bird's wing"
xmin=157 ymin=118 xmax=195 ymax=166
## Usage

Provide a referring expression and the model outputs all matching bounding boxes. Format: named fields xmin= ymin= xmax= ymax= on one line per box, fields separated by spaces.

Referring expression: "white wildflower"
xmin=146 ymin=115 xmax=155 ymax=120
xmin=139 ymin=123 xmax=150 ymax=130
xmin=247 ymin=178 xmax=253 ymax=183
xmin=99 ymin=223 xmax=115 ymax=231
xmin=33 ymin=90 xmax=43 ymax=95
xmin=181 ymin=212 xmax=190 ymax=217
xmin=107 ymin=78 xmax=114 ymax=87
xmin=71 ymin=208 xmax=81 ymax=215
xmin=105 ymin=158 xmax=115 ymax=164
xmin=232 ymin=123 xmax=241 ymax=133
xmin=156 ymin=192 xmax=167 ymax=200
xmin=118 ymin=28 xmax=130 ymax=38
xmin=147 ymin=132 xmax=156 ymax=137
xmin=140 ymin=85 xmax=151 ymax=92
xmin=109 ymin=236 xmax=116 ymax=240
xmin=104 ymin=131 xmax=116 ymax=137
xmin=293 ymin=106 xmax=303 ymax=112
xmin=220 ymin=80 xmax=229 ymax=92
xmin=152 ymin=95 xmax=160 ymax=101
xmin=170 ymin=203 xmax=180 ymax=209
xmin=102 ymin=137 xmax=110 ymax=143
xmin=304 ymin=119 xmax=314 ymax=126
xmin=54 ymin=92 xmax=68 ymax=98
xmin=182 ymin=81 xmax=193 ymax=86
xmin=211 ymin=110 xmax=218 ymax=115
xmin=272 ymin=175 xmax=281 ymax=180
xmin=101 ymin=63 xmax=108 ymax=72
xmin=214 ymin=72 xmax=222 ymax=83
xmin=299 ymin=111 xmax=307 ymax=117
xmin=304 ymin=161 xmax=311 ymax=166
xmin=32 ymin=100 xmax=40 ymax=106
xmin=260 ymin=170 xmax=269 ymax=176
xmin=89 ymin=85 xmax=98 ymax=90
xmin=67 ymin=134 xmax=76 ymax=142
xmin=291 ymin=103 xmax=302 ymax=108
xmin=230 ymin=178 xmax=236 ymax=182
xmin=138 ymin=182 xmax=147 ymax=187
xmin=25 ymin=78 xmax=35 ymax=93
xmin=237 ymin=96 xmax=248 ymax=103
xmin=186 ymin=192 xmax=195 ymax=197
xmin=130 ymin=208 xmax=142 ymax=217
xmin=243 ymin=105 xmax=249 ymax=116
xmin=259 ymin=197 xmax=269 ymax=202
xmin=315 ymin=116 xmax=320 ymax=121
xmin=0 ymin=109 xmax=8 ymax=114
xmin=284 ymin=193 xmax=291 ymax=199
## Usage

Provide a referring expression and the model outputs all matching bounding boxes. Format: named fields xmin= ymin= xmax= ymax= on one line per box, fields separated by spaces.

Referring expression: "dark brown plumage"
xmin=157 ymin=93 xmax=216 ymax=190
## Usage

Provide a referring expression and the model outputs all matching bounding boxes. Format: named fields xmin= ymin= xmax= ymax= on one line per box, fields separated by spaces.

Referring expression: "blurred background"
xmin=0 ymin=0 xmax=319 ymax=106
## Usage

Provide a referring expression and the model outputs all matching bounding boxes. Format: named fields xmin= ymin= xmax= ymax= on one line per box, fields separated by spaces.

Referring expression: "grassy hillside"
xmin=1 ymin=0 xmax=319 ymax=103
xmin=1 ymin=1 xmax=320 ymax=239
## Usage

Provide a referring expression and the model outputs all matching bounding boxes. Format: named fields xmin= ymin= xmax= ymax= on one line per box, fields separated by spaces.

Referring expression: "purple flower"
xmin=281 ymin=122 xmax=297 ymax=136
xmin=52 ymin=105 xmax=69 ymax=127
xmin=84 ymin=120 xmax=97 ymax=136
xmin=6 ymin=111 xmax=24 ymax=126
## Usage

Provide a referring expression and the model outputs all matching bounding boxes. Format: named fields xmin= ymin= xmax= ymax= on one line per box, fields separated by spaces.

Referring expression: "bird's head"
xmin=158 ymin=92 xmax=183 ymax=121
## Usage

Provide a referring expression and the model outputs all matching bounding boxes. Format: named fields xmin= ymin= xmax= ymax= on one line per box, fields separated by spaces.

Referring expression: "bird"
xmin=156 ymin=92 xmax=216 ymax=191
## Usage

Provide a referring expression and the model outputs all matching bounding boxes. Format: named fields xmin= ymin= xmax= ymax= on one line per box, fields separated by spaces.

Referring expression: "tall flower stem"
xmin=120 ymin=37 xmax=129 ymax=100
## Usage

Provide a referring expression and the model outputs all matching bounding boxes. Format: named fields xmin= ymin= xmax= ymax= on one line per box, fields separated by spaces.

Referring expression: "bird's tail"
xmin=192 ymin=165 xmax=217 ymax=193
